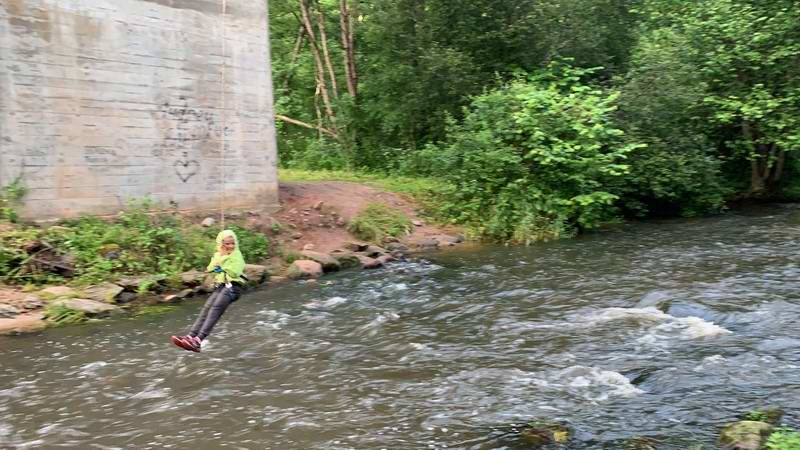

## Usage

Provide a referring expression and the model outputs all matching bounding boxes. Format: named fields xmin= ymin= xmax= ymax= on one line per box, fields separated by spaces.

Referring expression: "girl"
xmin=171 ymin=229 xmax=246 ymax=352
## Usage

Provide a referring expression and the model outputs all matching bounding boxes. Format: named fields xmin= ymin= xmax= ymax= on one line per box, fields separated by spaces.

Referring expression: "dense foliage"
xmin=425 ymin=65 xmax=640 ymax=242
xmin=0 ymin=201 xmax=270 ymax=285
xmin=271 ymin=0 xmax=800 ymax=242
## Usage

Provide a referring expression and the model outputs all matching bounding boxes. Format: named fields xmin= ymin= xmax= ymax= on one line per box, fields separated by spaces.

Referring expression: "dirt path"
xmin=273 ymin=181 xmax=459 ymax=253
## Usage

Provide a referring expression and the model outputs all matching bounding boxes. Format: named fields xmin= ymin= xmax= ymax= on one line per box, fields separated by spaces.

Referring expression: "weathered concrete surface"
xmin=0 ymin=0 xmax=278 ymax=220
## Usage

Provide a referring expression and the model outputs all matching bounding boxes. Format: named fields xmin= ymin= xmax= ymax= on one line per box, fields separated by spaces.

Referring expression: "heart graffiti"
xmin=174 ymin=159 xmax=200 ymax=183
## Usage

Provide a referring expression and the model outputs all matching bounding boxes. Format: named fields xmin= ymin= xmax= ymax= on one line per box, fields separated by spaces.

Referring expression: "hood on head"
xmin=216 ymin=229 xmax=239 ymax=247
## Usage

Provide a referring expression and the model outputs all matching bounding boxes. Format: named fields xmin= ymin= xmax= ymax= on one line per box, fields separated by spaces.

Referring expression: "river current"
xmin=2 ymin=205 xmax=799 ymax=449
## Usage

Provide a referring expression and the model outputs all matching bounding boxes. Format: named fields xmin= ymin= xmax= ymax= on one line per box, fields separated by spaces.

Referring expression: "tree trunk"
xmin=299 ymin=0 xmax=336 ymax=127
xmin=316 ymin=9 xmax=339 ymax=99
xmin=743 ymin=121 xmax=767 ymax=195
xmin=282 ymin=25 xmax=306 ymax=91
xmin=774 ymin=149 xmax=786 ymax=182
xmin=339 ymin=0 xmax=358 ymax=97
xmin=314 ymin=83 xmax=324 ymax=139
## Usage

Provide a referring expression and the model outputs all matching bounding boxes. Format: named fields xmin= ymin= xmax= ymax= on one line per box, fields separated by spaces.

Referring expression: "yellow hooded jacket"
xmin=207 ymin=229 xmax=246 ymax=284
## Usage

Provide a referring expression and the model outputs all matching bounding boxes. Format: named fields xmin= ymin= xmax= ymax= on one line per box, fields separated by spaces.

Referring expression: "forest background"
xmin=271 ymin=0 xmax=800 ymax=244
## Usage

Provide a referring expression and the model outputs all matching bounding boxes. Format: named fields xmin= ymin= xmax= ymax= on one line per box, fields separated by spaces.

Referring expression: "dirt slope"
xmin=273 ymin=181 xmax=459 ymax=253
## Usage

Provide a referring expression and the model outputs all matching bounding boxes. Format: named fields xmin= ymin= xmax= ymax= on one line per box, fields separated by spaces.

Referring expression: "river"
xmin=2 ymin=205 xmax=799 ymax=449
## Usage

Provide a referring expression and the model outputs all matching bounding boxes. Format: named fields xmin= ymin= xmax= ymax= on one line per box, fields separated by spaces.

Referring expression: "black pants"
xmin=189 ymin=284 xmax=241 ymax=339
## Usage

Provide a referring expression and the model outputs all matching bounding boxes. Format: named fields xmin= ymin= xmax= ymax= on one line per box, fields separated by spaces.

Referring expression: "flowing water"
xmin=2 ymin=206 xmax=800 ymax=449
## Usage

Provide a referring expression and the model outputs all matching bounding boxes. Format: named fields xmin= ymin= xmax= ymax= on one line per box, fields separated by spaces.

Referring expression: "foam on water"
xmin=693 ymin=354 xmax=726 ymax=372
xmin=550 ymin=366 xmax=644 ymax=401
xmin=357 ymin=311 xmax=400 ymax=336
xmin=580 ymin=307 xmax=731 ymax=345
xmin=78 ymin=361 xmax=109 ymax=377
xmin=304 ymin=296 xmax=349 ymax=309
xmin=636 ymin=316 xmax=731 ymax=346
xmin=584 ymin=306 xmax=672 ymax=324
xmin=255 ymin=309 xmax=292 ymax=330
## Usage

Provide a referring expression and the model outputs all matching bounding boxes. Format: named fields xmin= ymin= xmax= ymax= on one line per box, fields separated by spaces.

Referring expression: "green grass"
xmin=347 ymin=202 xmax=413 ymax=243
xmin=279 ymin=169 xmax=447 ymax=200
xmin=43 ymin=302 xmax=88 ymax=326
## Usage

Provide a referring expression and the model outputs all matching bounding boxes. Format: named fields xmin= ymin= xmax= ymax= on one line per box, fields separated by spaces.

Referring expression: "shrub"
xmin=765 ymin=428 xmax=800 ymax=450
xmin=2 ymin=199 xmax=270 ymax=285
xmin=433 ymin=63 xmax=641 ymax=243
xmin=0 ymin=179 xmax=27 ymax=223
xmin=348 ymin=203 xmax=412 ymax=243
xmin=226 ymin=225 xmax=270 ymax=262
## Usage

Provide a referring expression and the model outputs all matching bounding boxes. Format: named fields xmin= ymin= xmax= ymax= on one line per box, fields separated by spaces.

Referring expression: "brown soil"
xmin=270 ymin=181 xmax=460 ymax=253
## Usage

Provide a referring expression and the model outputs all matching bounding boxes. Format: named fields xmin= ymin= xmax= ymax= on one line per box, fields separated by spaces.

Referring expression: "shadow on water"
xmin=2 ymin=205 xmax=800 ymax=448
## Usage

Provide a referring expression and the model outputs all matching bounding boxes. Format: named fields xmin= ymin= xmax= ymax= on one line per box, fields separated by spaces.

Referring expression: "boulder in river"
xmin=363 ymin=245 xmax=387 ymax=257
xmin=356 ymin=255 xmax=382 ymax=269
xmin=300 ymin=251 xmax=341 ymax=272
xmin=162 ymin=289 xmax=194 ymax=303
xmin=51 ymin=298 xmax=121 ymax=318
xmin=244 ymin=264 xmax=270 ymax=285
xmin=622 ymin=437 xmax=657 ymax=449
xmin=329 ymin=250 xmax=361 ymax=269
xmin=719 ymin=420 xmax=773 ymax=450
xmin=518 ymin=420 xmax=572 ymax=447
xmin=83 ymin=282 xmax=124 ymax=303
xmin=343 ymin=241 xmax=369 ymax=252
xmin=385 ymin=242 xmax=409 ymax=253
xmin=287 ymin=260 xmax=323 ymax=279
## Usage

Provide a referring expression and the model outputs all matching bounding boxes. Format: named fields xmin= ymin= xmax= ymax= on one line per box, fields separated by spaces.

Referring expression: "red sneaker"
xmin=171 ymin=335 xmax=200 ymax=352
xmin=186 ymin=336 xmax=203 ymax=350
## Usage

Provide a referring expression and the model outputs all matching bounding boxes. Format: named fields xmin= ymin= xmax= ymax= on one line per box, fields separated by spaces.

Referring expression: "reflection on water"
xmin=2 ymin=205 xmax=800 ymax=449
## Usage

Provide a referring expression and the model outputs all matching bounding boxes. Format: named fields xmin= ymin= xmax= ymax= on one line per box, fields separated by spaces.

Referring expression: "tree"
xmin=636 ymin=0 xmax=800 ymax=196
xmin=431 ymin=64 xmax=641 ymax=243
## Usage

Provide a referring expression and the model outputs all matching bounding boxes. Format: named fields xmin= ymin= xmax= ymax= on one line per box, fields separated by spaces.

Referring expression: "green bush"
xmin=226 ymin=225 xmax=270 ymax=262
xmin=432 ymin=63 xmax=641 ymax=243
xmin=0 ymin=179 xmax=27 ymax=223
xmin=348 ymin=203 xmax=412 ymax=243
xmin=766 ymin=428 xmax=800 ymax=450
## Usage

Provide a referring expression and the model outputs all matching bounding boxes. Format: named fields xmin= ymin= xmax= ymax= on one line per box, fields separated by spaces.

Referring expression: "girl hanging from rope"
xmin=171 ymin=229 xmax=246 ymax=352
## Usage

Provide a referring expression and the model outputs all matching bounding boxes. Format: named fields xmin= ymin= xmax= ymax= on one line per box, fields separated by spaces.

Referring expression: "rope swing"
xmin=218 ymin=0 xmax=228 ymax=230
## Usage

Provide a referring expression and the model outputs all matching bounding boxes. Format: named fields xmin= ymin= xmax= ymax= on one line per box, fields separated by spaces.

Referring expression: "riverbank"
xmin=0 ymin=178 xmax=465 ymax=335
xmin=3 ymin=205 xmax=800 ymax=448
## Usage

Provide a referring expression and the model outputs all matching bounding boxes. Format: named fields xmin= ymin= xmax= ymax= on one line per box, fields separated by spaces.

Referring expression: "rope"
xmin=219 ymin=0 xmax=227 ymax=230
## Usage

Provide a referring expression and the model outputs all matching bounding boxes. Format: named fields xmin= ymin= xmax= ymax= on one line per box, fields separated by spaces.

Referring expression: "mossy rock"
xmin=519 ymin=420 xmax=571 ymax=447
xmin=38 ymin=286 xmax=79 ymax=301
xmin=330 ymin=251 xmax=361 ymax=269
xmin=83 ymin=282 xmax=124 ymax=303
xmin=719 ymin=420 xmax=773 ymax=450
xmin=299 ymin=251 xmax=340 ymax=272
xmin=623 ymin=437 xmax=657 ymax=450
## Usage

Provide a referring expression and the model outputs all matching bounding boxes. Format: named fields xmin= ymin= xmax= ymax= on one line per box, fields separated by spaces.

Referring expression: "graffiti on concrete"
xmin=153 ymin=96 xmax=231 ymax=183
xmin=174 ymin=152 xmax=199 ymax=183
